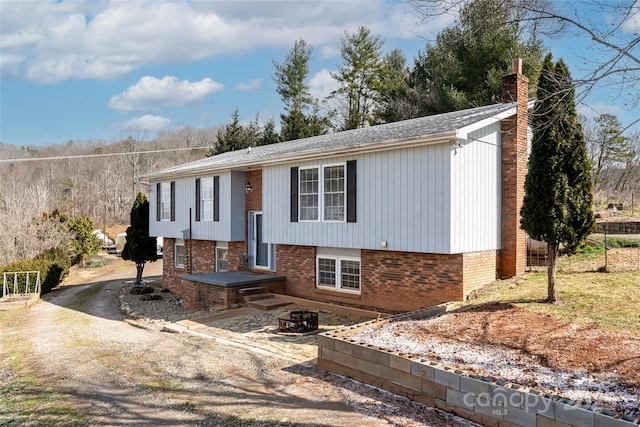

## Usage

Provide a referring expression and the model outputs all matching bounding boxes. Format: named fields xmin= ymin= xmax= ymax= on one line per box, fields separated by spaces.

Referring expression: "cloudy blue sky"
xmin=1 ymin=0 xmax=638 ymax=147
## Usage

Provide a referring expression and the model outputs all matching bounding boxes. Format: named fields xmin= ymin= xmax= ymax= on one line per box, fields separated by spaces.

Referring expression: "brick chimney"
xmin=500 ymin=58 xmax=529 ymax=277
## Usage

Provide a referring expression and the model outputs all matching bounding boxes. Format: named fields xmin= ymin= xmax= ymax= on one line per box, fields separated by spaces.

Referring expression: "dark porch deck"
xmin=182 ymin=271 xmax=286 ymax=287
xmin=179 ymin=271 xmax=287 ymax=310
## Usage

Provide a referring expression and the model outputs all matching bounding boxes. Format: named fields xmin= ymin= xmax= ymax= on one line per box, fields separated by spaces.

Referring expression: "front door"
xmin=249 ymin=211 xmax=269 ymax=268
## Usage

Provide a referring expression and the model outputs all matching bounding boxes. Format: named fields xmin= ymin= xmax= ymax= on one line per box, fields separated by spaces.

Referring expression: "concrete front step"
xmin=244 ymin=292 xmax=274 ymax=302
xmin=247 ymin=297 xmax=292 ymax=311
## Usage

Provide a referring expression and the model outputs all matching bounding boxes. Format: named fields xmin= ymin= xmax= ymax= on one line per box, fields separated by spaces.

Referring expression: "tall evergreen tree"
xmin=273 ymin=39 xmax=327 ymax=141
xmin=306 ymin=102 xmax=330 ymax=137
xmin=374 ymin=49 xmax=411 ymax=124
xmin=122 ymin=192 xmax=157 ymax=285
xmin=414 ymin=0 xmax=545 ymax=115
xmin=257 ymin=118 xmax=281 ymax=146
xmin=209 ymin=108 xmax=250 ymax=155
xmin=329 ymin=26 xmax=386 ymax=130
xmin=521 ymin=54 xmax=595 ymax=303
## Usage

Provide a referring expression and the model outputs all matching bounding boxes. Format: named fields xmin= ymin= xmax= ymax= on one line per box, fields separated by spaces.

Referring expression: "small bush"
xmin=0 ymin=247 xmax=71 ymax=295
xmin=88 ymin=261 xmax=105 ymax=268
xmin=574 ymin=243 xmax=605 ymax=255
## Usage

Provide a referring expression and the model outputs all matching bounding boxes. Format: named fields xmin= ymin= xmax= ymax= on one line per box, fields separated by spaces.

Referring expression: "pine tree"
xmin=257 ymin=118 xmax=281 ymax=146
xmin=329 ymin=26 xmax=386 ymax=130
xmin=414 ymin=0 xmax=545 ymax=115
xmin=273 ymin=39 xmax=326 ymax=141
xmin=122 ymin=192 xmax=157 ymax=285
xmin=210 ymin=108 xmax=250 ymax=155
xmin=521 ymin=54 xmax=595 ymax=303
xmin=374 ymin=49 xmax=411 ymax=124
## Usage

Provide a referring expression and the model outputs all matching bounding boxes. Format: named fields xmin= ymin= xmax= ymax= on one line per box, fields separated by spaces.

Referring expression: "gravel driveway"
xmin=1 ymin=263 xmax=478 ymax=427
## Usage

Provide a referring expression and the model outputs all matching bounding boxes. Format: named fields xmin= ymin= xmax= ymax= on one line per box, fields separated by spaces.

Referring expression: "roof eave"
xmin=141 ymin=130 xmax=459 ymax=182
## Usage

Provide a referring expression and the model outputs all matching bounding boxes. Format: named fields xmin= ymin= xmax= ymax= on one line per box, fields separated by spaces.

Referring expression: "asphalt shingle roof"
xmin=143 ymin=102 xmax=516 ymax=180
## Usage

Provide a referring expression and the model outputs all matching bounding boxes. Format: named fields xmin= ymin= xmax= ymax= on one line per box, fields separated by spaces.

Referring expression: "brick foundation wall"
xmin=228 ymin=240 xmax=247 ymax=271
xmin=361 ymin=250 xmax=464 ymax=312
xmin=276 ymin=244 xmax=466 ymax=313
xmin=500 ymin=67 xmax=529 ymax=278
xmin=180 ymin=279 xmax=235 ymax=310
xmin=162 ymin=238 xmax=186 ymax=294
xmin=277 ymin=244 xmax=317 ymax=296
xmin=463 ymin=250 xmax=498 ymax=296
xmin=189 ymin=239 xmax=217 ymax=273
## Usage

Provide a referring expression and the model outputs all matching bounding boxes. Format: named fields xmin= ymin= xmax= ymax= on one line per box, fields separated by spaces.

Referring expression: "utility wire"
xmin=0 ymin=146 xmax=209 ymax=163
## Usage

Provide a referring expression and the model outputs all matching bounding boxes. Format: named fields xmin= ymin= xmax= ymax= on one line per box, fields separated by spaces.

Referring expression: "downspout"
xmin=189 ymin=207 xmax=193 ymax=274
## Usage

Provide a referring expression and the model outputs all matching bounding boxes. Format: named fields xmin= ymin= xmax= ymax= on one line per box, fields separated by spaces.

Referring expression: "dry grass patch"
xmin=466 ymin=263 xmax=639 ymax=336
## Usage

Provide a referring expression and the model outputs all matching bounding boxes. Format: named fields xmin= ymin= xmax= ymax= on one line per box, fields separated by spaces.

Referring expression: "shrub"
xmin=0 ymin=247 xmax=71 ymax=295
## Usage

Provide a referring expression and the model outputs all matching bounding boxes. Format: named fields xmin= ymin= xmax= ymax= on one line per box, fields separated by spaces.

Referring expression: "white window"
xmin=323 ymin=164 xmax=345 ymax=221
xmin=299 ymin=167 xmax=319 ymax=221
xmin=216 ymin=245 xmax=229 ymax=272
xmin=200 ymin=177 xmax=214 ymax=221
xmin=161 ymin=182 xmax=172 ymax=221
xmin=317 ymin=255 xmax=360 ymax=293
xmin=299 ymin=163 xmax=346 ymax=222
xmin=174 ymin=239 xmax=185 ymax=268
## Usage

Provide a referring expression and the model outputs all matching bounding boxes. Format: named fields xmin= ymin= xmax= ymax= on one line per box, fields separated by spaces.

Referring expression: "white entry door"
xmin=248 ymin=211 xmax=270 ymax=269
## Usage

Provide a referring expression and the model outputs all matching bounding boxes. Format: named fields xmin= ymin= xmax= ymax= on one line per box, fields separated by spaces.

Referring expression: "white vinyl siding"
xmin=263 ymin=147 xmax=452 ymax=253
xmin=200 ymin=177 xmax=214 ymax=221
xmin=449 ymin=123 xmax=502 ymax=252
xmin=160 ymin=182 xmax=171 ymax=221
xmin=263 ymin=121 xmax=503 ymax=254
xmin=149 ymin=171 xmax=245 ymax=241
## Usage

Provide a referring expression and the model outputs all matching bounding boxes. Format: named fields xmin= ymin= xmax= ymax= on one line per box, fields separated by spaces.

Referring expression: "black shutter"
xmin=195 ymin=178 xmax=201 ymax=221
xmin=156 ymin=183 xmax=161 ymax=221
xmin=290 ymin=167 xmax=299 ymax=222
xmin=170 ymin=181 xmax=176 ymax=221
xmin=346 ymin=160 xmax=357 ymax=223
xmin=213 ymin=176 xmax=220 ymax=222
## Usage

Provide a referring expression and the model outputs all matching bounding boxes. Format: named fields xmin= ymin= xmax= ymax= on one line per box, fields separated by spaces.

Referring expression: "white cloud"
xmin=309 ymin=69 xmax=340 ymax=102
xmin=0 ymin=0 xmax=436 ymax=83
xmin=112 ymin=115 xmax=171 ymax=132
xmin=109 ymin=76 xmax=223 ymax=112
xmin=0 ymin=53 xmax=25 ymax=75
xmin=236 ymin=78 xmax=262 ymax=91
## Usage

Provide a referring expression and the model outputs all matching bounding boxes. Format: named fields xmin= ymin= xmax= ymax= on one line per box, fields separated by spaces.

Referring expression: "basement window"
xmin=316 ymin=255 xmax=360 ymax=293
xmin=174 ymin=239 xmax=185 ymax=269
xmin=216 ymin=244 xmax=229 ymax=272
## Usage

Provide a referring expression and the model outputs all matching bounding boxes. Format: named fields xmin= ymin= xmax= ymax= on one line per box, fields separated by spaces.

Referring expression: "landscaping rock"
xmin=139 ymin=294 xmax=162 ymax=301
xmin=130 ymin=286 xmax=155 ymax=295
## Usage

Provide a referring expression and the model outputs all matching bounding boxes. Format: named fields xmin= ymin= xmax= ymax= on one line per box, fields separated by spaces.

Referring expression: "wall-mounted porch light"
xmin=245 ymin=181 xmax=253 ymax=194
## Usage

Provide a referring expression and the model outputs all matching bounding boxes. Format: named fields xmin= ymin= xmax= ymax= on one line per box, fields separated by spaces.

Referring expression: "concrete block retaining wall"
xmin=317 ymin=304 xmax=639 ymax=427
